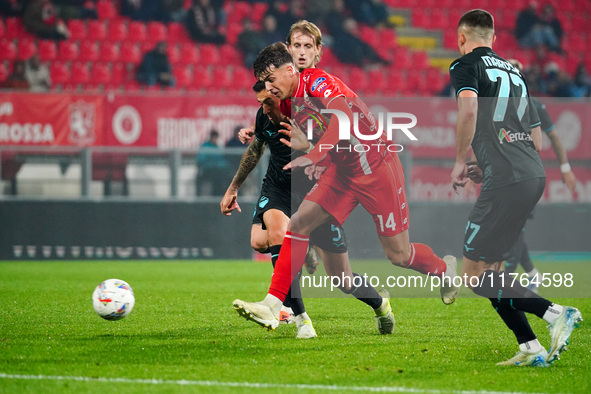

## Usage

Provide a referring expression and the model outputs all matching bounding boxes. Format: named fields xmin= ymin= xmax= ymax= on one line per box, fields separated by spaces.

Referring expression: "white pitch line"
xmin=0 ymin=373 xmax=557 ymax=394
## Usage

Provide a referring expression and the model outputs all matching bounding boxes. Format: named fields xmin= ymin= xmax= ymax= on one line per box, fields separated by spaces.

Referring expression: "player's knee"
xmin=387 ymin=248 xmax=411 ymax=267
xmin=290 ymin=214 xmax=312 ymax=234
xmin=266 ymin=228 xmax=286 ymax=246
xmin=250 ymin=239 xmax=268 ymax=252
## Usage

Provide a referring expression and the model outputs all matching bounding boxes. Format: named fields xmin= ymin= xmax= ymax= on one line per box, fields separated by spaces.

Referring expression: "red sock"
xmin=268 ymin=231 xmax=309 ymax=301
xmin=406 ymin=243 xmax=447 ymax=277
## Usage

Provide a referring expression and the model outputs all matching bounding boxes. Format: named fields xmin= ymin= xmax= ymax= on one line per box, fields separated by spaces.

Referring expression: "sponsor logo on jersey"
xmin=317 ymin=82 xmax=328 ymax=92
xmin=323 ymin=89 xmax=333 ymax=97
xmin=311 ymin=77 xmax=326 ymax=92
xmin=498 ymin=128 xmax=532 ymax=144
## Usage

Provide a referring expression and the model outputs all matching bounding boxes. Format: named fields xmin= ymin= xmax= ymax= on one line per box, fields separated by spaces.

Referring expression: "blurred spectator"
xmin=24 ymin=54 xmax=51 ymax=92
xmin=265 ymin=0 xmax=300 ymax=39
xmin=345 ymin=0 xmax=389 ymax=27
xmin=514 ymin=1 xmax=561 ymax=53
xmin=121 ymin=0 xmax=160 ymax=21
xmin=261 ymin=14 xmax=283 ymax=44
xmin=572 ymin=63 xmax=591 ymax=98
xmin=325 ymin=0 xmax=349 ymax=37
xmin=332 ymin=18 xmax=388 ymax=66
xmin=225 ymin=126 xmax=246 ymax=170
xmin=136 ymin=42 xmax=174 ymax=87
xmin=196 ymin=130 xmax=228 ymax=196
xmin=53 ymin=0 xmax=97 ymax=20
xmin=160 ymin=0 xmax=186 ymax=22
xmin=0 ymin=0 xmax=25 ymax=16
xmin=237 ymin=18 xmax=266 ymax=67
xmin=23 ymin=0 xmax=70 ymax=40
xmin=544 ymin=63 xmax=573 ymax=97
xmin=2 ymin=60 xmax=30 ymax=90
xmin=539 ymin=3 xmax=563 ymax=48
xmin=523 ymin=63 xmax=544 ymax=96
xmin=185 ymin=0 xmax=226 ymax=44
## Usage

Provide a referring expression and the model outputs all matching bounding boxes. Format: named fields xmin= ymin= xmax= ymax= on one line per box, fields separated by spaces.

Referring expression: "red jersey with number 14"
xmin=287 ymin=68 xmax=394 ymax=177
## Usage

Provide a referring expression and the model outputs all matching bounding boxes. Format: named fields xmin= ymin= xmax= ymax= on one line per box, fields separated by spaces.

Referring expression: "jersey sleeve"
xmin=533 ymin=99 xmax=554 ymax=132
xmin=449 ymin=59 xmax=479 ymax=96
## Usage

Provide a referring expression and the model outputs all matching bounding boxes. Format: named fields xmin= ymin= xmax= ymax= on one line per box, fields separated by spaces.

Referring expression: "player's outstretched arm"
xmin=220 ymin=137 xmax=266 ymax=216
xmin=238 ymin=123 xmax=256 ymax=144
xmin=546 ymin=128 xmax=577 ymax=193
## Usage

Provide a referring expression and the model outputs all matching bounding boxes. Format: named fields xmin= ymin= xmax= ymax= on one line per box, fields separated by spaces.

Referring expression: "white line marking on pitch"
xmin=0 ymin=373 xmax=557 ymax=394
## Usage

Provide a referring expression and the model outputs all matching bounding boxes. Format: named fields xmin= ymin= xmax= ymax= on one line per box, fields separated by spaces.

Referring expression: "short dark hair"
xmin=253 ymin=42 xmax=292 ymax=79
xmin=458 ymin=9 xmax=494 ymax=30
xmin=252 ymin=80 xmax=266 ymax=92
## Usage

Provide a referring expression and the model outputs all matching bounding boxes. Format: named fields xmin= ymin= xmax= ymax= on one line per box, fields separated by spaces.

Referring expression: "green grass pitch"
xmin=0 ymin=260 xmax=589 ymax=393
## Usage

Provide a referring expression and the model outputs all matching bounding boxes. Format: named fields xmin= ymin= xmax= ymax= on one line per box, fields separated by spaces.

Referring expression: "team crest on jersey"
xmin=259 ymin=196 xmax=269 ymax=208
xmin=498 ymin=128 xmax=532 ymax=144
xmin=311 ymin=77 xmax=326 ymax=92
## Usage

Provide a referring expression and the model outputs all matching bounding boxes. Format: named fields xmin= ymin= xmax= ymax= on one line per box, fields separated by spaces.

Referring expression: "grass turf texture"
xmin=0 ymin=260 xmax=589 ymax=394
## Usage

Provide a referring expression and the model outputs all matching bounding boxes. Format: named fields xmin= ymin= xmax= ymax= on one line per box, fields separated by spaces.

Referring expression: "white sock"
xmin=543 ymin=303 xmax=564 ymax=324
xmin=295 ymin=312 xmax=310 ymax=324
xmin=527 ymin=268 xmax=539 ymax=278
xmin=519 ymin=339 xmax=543 ymax=354
xmin=263 ymin=293 xmax=283 ymax=317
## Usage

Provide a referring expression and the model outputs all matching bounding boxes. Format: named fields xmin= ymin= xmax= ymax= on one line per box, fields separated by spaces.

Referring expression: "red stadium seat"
xmin=232 ymin=66 xmax=254 ymax=89
xmin=412 ymin=9 xmax=429 ymax=28
xmin=179 ymin=43 xmax=199 ymax=64
xmin=0 ymin=40 xmax=17 ymax=61
xmin=88 ymin=20 xmax=107 ymax=41
xmin=412 ymin=50 xmax=430 ymax=70
xmin=226 ymin=23 xmax=242 ymax=45
xmin=100 ymin=41 xmax=120 ymax=62
xmin=220 ymin=45 xmax=241 ymax=64
xmin=17 ymin=39 xmax=37 ymax=61
xmin=128 ymin=21 xmax=147 ymax=42
xmin=378 ymin=28 xmax=397 ymax=49
xmin=58 ymin=40 xmax=79 ymax=61
xmin=368 ymin=68 xmax=387 ymax=88
xmin=430 ymin=9 xmax=448 ymax=30
xmin=387 ymin=70 xmax=403 ymax=90
xmin=167 ymin=45 xmax=181 ymax=65
xmin=91 ymin=62 xmax=111 ymax=84
xmin=148 ymin=22 xmax=167 ymax=43
xmin=199 ymin=44 xmax=220 ymax=65
xmin=168 ymin=22 xmax=190 ymax=43
xmin=347 ymin=67 xmax=369 ymax=91
xmin=395 ymin=47 xmax=412 ymax=69
xmin=68 ymin=19 xmax=87 ymax=40
xmin=359 ymin=25 xmax=379 ymax=49
xmin=212 ymin=66 xmax=232 ymax=88
xmin=108 ymin=19 xmax=128 ymax=41
xmin=38 ymin=40 xmax=57 ymax=61
xmin=192 ymin=66 xmax=212 ymax=89
xmin=71 ymin=61 xmax=90 ymax=85
xmin=111 ymin=62 xmax=126 ymax=84
xmin=97 ymin=0 xmax=117 ymax=20
xmin=120 ymin=41 xmax=142 ymax=64
xmin=4 ymin=17 xmax=25 ymax=38
xmin=50 ymin=61 xmax=70 ymax=85
xmin=173 ymin=65 xmax=193 ymax=88
xmin=79 ymin=41 xmax=100 ymax=62
xmin=0 ymin=63 xmax=8 ymax=83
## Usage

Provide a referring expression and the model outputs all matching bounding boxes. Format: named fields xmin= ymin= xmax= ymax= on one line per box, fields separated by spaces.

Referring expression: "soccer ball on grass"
xmin=92 ymin=279 xmax=135 ymax=320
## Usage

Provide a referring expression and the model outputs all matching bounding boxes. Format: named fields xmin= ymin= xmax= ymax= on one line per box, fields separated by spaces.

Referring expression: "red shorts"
xmin=305 ymin=154 xmax=410 ymax=236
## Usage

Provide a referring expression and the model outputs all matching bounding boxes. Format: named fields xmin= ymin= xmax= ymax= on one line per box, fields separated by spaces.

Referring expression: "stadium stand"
xmin=0 ymin=0 xmax=589 ymax=96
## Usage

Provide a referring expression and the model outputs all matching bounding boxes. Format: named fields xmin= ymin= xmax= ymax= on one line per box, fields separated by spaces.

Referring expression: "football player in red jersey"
xmin=225 ymin=21 xmax=396 ymax=337
xmin=232 ymin=42 xmax=461 ymax=332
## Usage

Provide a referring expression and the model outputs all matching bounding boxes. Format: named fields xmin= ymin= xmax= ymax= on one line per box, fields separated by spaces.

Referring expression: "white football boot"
xmin=496 ymin=349 xmax=550 ymax=367
xmin=546 ymin=306 xmax=583 ymax=363
xmin=233 ymin=299 xmax=279 ymax=330
xmin=440 ymin=255 xmax=461 ymax=305
xmin=375 ymin=288 xmax=395 ymax=334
